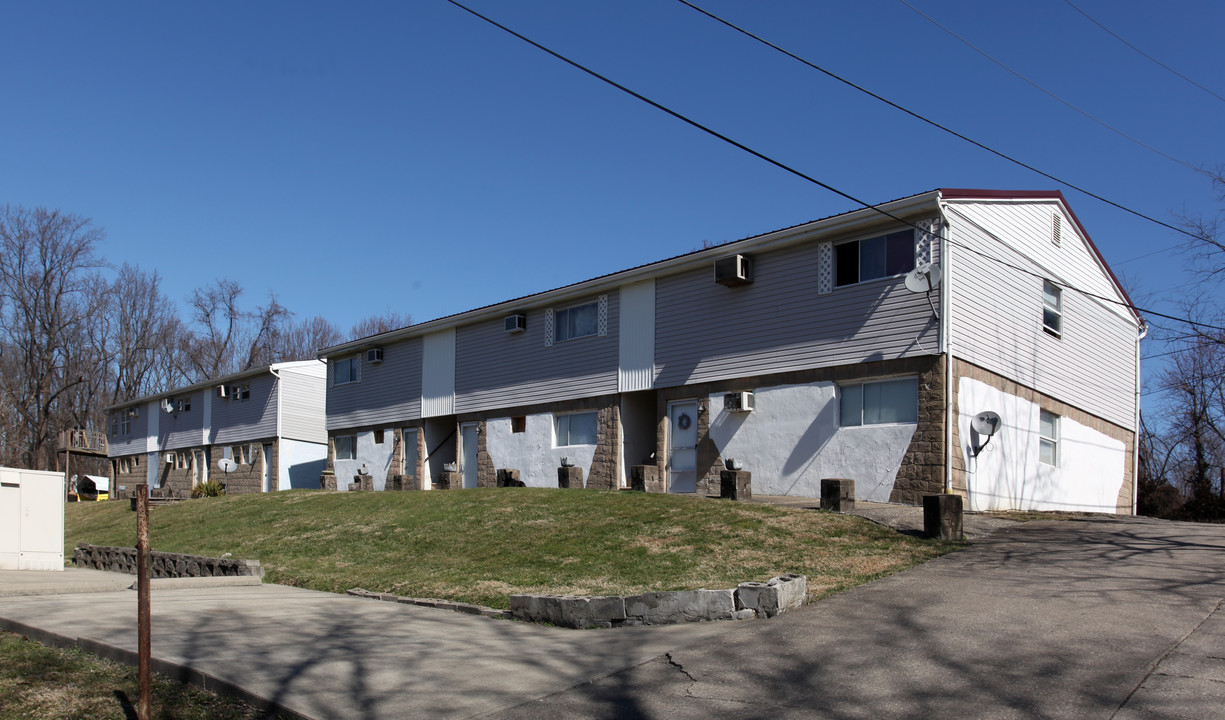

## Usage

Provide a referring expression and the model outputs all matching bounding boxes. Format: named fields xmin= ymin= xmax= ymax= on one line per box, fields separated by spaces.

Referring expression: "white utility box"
xmin=0 ymin=467 xmax=66 ymax=571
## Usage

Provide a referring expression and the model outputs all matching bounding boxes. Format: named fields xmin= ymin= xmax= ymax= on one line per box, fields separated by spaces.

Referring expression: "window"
xmin=555 ymin=411 xmax=598 ymax=446
xmin=835 ymin=230 xmax=915 ymax=287
xmin=555 ymin=301 xmax=598 ymax=342
xmin=1043 ymin=281 xmax=1062 ymax=338
xmin=511 ymin=416 xmax=526 ymax=433
xmin=401 ymin=428 xmax=419 ymax=476
xmin=232 ymin=445 xmax=251 ymax=465
xmin=334 ymin=356 xmax=358 ymax=385
xmin=839 ymin=377 xmax=919 ymax=427
xmin=335 ymin=435 xmax=356 ymax=460
xmin=110 ymin=411 xmax=131 ymax=438
xmin=234 ymin=384 xmax=251 ymax=401
xmin=176 ymin=398 xmax=191 ymax=412
xmin=374 ymin=429 xmax=384 ymax=444
xmin=1039 ymin=410 xmax=1059 ymax=466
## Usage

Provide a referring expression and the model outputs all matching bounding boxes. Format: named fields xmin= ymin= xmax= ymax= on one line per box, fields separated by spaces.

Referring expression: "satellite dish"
xmin=970 ymin=410 xmax=1002 ymax=457
xmin=971 ymin=411 xmax=1002 ymax=437
xmin=217 ymin=458 xmax=237 ymax=474
xmin=904 ymin=262 xmax=941 ymax=293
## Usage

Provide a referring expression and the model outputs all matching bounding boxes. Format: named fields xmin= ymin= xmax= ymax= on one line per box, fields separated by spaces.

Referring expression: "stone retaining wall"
xmin=73 ymin=544 xmax=264 ymax=579
xmin=511 ymin=573 xmax=806 ymax=628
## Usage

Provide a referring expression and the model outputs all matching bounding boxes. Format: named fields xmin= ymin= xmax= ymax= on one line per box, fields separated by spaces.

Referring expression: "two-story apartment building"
xmin=106 ymin=360 xmax=328 ymax=498
xmin=318 ymin=189 xmax=1143 ymax=513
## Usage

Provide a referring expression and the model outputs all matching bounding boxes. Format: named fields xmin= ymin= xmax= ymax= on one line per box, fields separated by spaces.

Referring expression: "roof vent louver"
xmin=714 ymin=254 xmax=754 ymax=287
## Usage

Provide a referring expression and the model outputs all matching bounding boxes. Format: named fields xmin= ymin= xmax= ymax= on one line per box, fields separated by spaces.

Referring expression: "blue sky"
xmin=2 ymin=1 xmax=1221 ymax=378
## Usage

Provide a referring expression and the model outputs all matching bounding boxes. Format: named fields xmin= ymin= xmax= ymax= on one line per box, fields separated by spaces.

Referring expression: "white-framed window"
xmin=110 ymin=411 xmax=131 ymax=438
xmin=555 ymin=301 xmax=599 ymax=342
xmin=176 ymin=397 xmax=191 ymax=412
xmin=234 ymin=384 xmax=251 ymax=401
xmin=839 ymin=377 xmax=919 ymax=427
xmin=335 ymin=434 xmax=357 ymax=461
xmin=1043 ymin=280 xmax=1062 ymax=338
xmin=175 ymin=451 xmax=191 ymax=470
xmin=835 ymin=230 xmax=915 ymax=287
xmin=334 ymin=356 xmax=359 ymax=385
xmin=1039 ymin=410 xmax=1059 ymax=466
xmin=232 ymin=445 xmax=251 ymax=465
xmin=401 ymin=427 xmax=419 ymax=476
xmin=555 ymin=411 xmax=598 ymax=446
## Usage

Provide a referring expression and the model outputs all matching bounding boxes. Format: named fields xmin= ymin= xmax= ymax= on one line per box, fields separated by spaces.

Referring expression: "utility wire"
xmin=898 ymin=0 xmax=1213 ymax=180
xmin=443 ymin=0 xmax=1225 ymax=337
xmin=1063 ymin=0 xmax=1225 ymax=105
xmin=673 ymin=0 xmax=1201 ymax=243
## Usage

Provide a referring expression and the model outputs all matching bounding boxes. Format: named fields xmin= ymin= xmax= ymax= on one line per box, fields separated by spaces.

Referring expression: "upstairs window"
xmin=1039 ymin=410 xmax=1060 ymax=466
xmin=835 ymin=230 xmax=915 ymax=287
xmin=1043 ymin=281 xmax=1062 ymax=338
xmin=555 ymin=301 xmax=599 ymax=342
xmin=110 ymin=412 xmax=131 ymax=438
xmin=334 ymin=356 xmax=358 ymax=385
xmin=555 ymin=411 xmax=598 ymax=446
xmin=839 ymin=377 xmax=919 ymax=426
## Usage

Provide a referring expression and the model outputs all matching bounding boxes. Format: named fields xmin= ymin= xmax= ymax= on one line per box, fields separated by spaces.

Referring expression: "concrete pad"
xmin=0 ymin=567 xmax=134 ymax=596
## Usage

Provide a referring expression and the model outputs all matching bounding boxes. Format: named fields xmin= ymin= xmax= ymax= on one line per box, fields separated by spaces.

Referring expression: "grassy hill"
xmin=65 ymin=488 xmax=956 ymax=608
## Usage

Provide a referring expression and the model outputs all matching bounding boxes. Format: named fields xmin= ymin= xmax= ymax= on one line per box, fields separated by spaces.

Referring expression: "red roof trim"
xmin=939 ymin=188 xmax=1141 ymax=324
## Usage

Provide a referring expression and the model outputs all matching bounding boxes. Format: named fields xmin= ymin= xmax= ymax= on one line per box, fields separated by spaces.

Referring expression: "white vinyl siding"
xmin=279 ymin=364 xmax=327 ymax=444
xmin=946 ymin=200 xmax=1138 ymax=429
xmin=618 ymin=280 xmax=656 ymax=392
xmin=422 ymin=329 xmax=456 ymax=417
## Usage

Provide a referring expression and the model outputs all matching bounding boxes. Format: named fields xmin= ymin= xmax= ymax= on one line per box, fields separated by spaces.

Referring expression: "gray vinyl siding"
xmin=654 ymin=236 xmax=940 ymax=389
xmin=949 ymin=211 xmax=1137 ymax=428
xmin=279 ymin=367 xmax=327 ymax=443
xmin=160 ymin=390 xmax=206 ymax=450
xmin=326 ymin=337 xmax=423 ymax=431
xmin=454 ymin=294 xmax=620 ymax=413
xmin=212 ymin=374 xmax=278 ymax=444
xmin=107 ymin=405 xmax=149 ymax=456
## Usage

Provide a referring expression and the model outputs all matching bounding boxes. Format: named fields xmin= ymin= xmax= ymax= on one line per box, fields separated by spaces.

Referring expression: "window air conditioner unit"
xmin=714 ymin=254 xmax=754 ymax=287
xmin=505 ymin=314 xmax=527 ymax=334
xmin=724 ymin=391 xmax=755 ymax=412
xmin=128 ymin=407 xmax=139 ymax=418
xmin=367 ymin=348 xmax=384 ymax=364
xmin=216 ymin=385 xmax=228 ymax=399
xmin=161 ymin=399 xmax=174 ymax=413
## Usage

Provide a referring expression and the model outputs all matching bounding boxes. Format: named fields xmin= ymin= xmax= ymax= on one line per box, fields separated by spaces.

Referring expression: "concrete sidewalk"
xmin=3 ymin=513 xmax=1224 ymax=718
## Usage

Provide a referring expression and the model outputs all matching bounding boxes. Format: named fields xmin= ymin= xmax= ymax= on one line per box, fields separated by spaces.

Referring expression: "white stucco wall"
xmin=957 ymin=377 xmax=1125 ymax=512
xmin=280 ymin=438 xmax=327 ymax=490
xmin=706 ymin=382 xmax=915 ymax=501
xmin=334 ymin=429 xmax=395 ymax=491
xmin=485 ymin=413 xmax=597 ymax=488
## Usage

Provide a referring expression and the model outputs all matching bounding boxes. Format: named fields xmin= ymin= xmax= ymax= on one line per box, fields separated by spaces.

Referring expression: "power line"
xmin=898 ymin=0 xmax=1213 ymax=180
xmin=443 ymin=0 xmax=1225 ymax=337
xmin=672 ymin=0 xmax=1201 ymax=244
xmin=1063 ymin=0 xmax=1225 ymax=105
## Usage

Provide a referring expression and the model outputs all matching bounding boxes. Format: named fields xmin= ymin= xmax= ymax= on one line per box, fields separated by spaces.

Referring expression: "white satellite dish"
xmin=217 ymin=458 xmax=237 ymax=474
xmin=970 ymin=410 xmax=1002 ymax=457
xmin=971 ymin=411 xmax=1002 ymax=437
xmin=904 ymin=262 xmax=941 ymax=293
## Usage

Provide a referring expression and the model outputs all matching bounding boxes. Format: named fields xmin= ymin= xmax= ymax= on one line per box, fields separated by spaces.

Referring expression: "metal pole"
xmin=136 ymin=483 xmax=152 ymax=720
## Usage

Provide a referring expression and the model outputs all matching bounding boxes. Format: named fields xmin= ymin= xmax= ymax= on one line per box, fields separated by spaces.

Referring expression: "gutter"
xmin=938 ymin=200 xmax=955 ymax=494
xmin=1133 ymin=322 xmax=1147 ymax=515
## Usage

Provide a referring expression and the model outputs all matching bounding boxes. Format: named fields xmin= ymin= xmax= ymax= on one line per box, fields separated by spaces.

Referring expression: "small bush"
xmin=191 ymin=480 xmax=226 ymax=498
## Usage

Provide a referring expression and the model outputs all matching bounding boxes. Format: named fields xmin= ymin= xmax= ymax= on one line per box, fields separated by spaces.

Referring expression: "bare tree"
xmin=349 ymin=310 xmax=412 ymax=341
xmin=0 ymin=206 xmax=105 ymax=469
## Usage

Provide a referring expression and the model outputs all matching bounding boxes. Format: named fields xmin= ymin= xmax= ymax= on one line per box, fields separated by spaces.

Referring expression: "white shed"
xmin=0 ymin=467 xmax=66 ymax=571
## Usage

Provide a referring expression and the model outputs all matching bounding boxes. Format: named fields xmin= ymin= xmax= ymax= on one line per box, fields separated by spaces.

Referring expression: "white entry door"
xmin=460 ymin=423 xmax=479 ymax=489
xmin=667 ymin=400 xmax=698 ymax=493
xmin=262 ymin=444 xmax=274 ymax=492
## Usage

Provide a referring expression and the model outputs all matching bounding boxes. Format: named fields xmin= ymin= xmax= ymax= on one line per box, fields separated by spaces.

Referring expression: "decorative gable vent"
xmin=714 ymin=254 xmax=754 ymax=287
xmin=1052 ymin=213 xmax=1062 ymax=247
xmin=367 ymin=348 xmax=384 ymax=364
xmin=505 ymin=314 xmax=527 ymax=334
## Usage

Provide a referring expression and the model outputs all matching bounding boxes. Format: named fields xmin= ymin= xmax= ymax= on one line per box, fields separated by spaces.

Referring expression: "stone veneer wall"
xmin=655 ymin=355 xmax=947 ymax=502
xmin=74 ymin=544 xmax=264 ymax=578
xmin=950 ymin=358 xmax=1135 ymax=513
xmin=215 ymin=440 xmax=278 ymax=495
xmin=111 ymin=456 xmax=146 ymax=500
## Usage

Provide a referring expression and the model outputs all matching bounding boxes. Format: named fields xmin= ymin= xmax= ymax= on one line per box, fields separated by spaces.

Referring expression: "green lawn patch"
xmin=0 ymin=631 xmax=276 ymax=720
xmin=66 ymin=488 xmax=957 ymax=608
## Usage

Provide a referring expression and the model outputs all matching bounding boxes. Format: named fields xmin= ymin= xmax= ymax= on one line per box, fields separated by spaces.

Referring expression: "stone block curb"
xmin=510 ymin=574 xmax=807 ymax=629
xmin=73 ymin=544 xmax=264 ymax=580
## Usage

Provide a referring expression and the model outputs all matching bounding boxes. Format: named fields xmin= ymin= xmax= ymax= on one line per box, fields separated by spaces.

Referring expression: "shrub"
xmin=191 ymin=480 xmax=226 ymax=498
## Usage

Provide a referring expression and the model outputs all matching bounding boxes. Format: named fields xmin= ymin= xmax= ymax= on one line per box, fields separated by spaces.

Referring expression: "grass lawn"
xmin=66 ymin=488 xmax=958 ymax=608
xmin=0 ymin=631 xmax=278 ymax=720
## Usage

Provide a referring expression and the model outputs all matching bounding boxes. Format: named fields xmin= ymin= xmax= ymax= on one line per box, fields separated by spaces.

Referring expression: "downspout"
xmin=939 ymin=205 xmax=955 ymax=493
xmin=1133 ymin=322 xmax=1147 ymax=515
